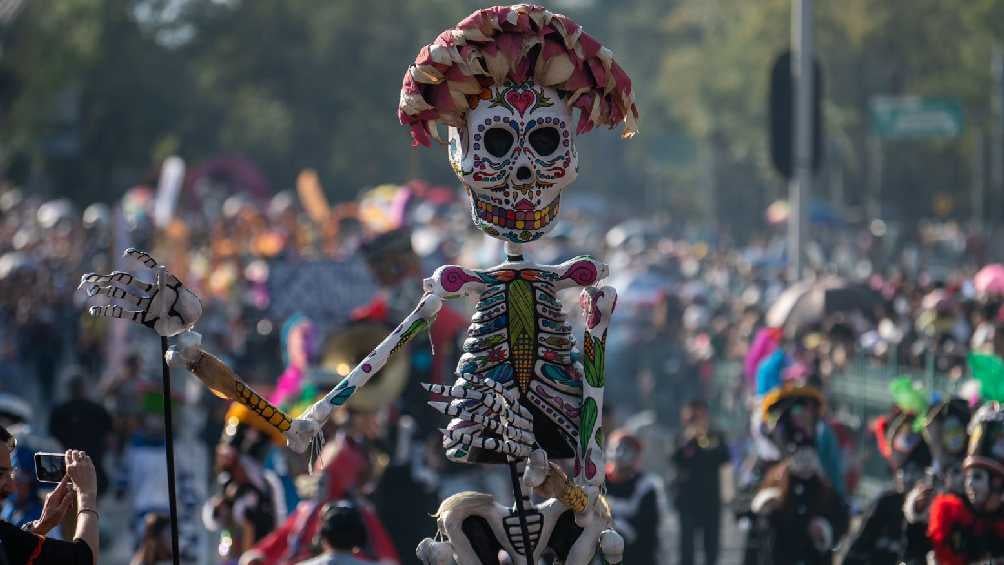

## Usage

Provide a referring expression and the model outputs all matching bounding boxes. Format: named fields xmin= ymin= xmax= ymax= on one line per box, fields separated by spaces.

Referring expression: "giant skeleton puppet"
xmin=79 ymin=5 xmax=638 ymax=564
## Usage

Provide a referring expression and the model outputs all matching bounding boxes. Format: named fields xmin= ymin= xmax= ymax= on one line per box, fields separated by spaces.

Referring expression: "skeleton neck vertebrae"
xmin=505 ymin=241 xmax=525 ymax=263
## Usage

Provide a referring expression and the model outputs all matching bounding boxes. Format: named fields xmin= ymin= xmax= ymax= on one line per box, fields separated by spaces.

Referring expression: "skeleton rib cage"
xmin=429 ymin=259 xmax=604 ymax=467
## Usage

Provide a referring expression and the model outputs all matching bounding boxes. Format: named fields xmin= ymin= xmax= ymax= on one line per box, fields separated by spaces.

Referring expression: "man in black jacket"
xmin=0 ymin=425 xmax=100 ymax=564
xmin=671 ymin=399 xmax=730 ymax=565
xmin=48 ymin=376 xmax=113 ymax=496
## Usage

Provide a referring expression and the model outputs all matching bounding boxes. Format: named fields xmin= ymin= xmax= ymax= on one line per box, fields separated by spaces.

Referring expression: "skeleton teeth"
xmin=471 ymin=192 xmax=561 ymax=232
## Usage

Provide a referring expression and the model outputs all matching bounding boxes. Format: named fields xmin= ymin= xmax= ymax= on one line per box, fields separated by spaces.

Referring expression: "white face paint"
xmin=965 ymin=467 xmax=991 ymax=508
xmin=448 ymin=80 xmax=578 ymax=243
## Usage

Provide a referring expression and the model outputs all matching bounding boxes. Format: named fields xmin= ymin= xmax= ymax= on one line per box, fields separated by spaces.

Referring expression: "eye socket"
xmin=528 ymin=126 xmax=561 ymax=156
xmin=484 ymin=128 xmax=514 ymax=157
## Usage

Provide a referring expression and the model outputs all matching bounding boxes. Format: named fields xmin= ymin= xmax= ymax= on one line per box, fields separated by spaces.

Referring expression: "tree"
xmin=659 ymin=0 xmax=1000 ymax=231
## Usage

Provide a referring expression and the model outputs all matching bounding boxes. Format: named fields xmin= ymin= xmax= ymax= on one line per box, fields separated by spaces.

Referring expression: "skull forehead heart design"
xmin=449 ymin=80 xmax=578 ymax=243
xmin=505 ymin=90 xmax=536 ymax=117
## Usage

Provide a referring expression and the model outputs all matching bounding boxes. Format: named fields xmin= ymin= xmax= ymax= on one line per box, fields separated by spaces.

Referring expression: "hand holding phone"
xmin=34 ymin=476 xmax=73 ymax=535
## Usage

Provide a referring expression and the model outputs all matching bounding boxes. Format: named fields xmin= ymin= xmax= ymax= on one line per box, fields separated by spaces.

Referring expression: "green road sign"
xmin=869 ymin=96 xmax=964 ymax=139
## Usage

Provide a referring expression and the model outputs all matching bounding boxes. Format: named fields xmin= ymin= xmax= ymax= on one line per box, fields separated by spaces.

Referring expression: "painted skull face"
xmin=448 ymin=80 xmax=578 ymax=243
xmin=965 ymin=467 xmax=992 ymax=508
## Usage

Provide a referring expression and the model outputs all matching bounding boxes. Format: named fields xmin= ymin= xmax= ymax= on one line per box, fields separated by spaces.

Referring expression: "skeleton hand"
xmin=78 ymin=248 xmax=202 ymax=337
xmin=424 ymin=374 xmax=536 ymax=458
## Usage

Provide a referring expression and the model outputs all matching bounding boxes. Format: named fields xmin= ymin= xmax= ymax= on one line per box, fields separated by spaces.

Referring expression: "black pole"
xmin=160 ymin=336 xmax=181 ymax=565
xmin=506 ymin=460 xmax=532 ymax=558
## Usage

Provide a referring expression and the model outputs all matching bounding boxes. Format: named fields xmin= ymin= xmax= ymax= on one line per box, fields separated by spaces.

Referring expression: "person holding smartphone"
xmin=0 ymin=425 xmax=99 ymax=565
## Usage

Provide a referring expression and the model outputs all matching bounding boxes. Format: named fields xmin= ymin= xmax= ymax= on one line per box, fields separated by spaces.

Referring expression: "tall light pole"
xmin=992 ymin=42 xmax=1003 ymax=227
xmin=789 ymin=0 xmax=814 ymax=280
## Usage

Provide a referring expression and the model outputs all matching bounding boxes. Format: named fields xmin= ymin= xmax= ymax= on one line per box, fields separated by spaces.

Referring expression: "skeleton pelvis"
xmin=430 ymin=491 xmax=581 ymax=565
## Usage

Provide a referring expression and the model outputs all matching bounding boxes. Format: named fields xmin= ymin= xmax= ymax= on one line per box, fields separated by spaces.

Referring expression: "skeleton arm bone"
xmin=165 ymin=332 xmax=310 ymax=451
xmin=531 ymin=256 xmax=614 ymax=498
xmin=575 ymin=285 xmax=617 ymax=500
xmin=292 ymin=292 xmax=445 ymax=431
xmin=288 ymin=265 xmax=483 ymax=454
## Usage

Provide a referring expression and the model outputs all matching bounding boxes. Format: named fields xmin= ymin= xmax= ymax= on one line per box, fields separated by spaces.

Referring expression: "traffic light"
xmin=769 ymin=50 xmax=824 ymax=179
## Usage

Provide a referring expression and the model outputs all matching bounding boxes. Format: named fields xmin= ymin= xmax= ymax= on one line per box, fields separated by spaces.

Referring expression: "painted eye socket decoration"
xmin=485 ymin=128 xmax=514 ymax=157
xmin=529 ymin=127 xmax=560 ymax=156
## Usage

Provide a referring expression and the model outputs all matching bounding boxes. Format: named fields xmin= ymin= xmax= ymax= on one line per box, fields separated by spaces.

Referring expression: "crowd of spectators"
xmin=0 ymin=176 xmax=997 ymax=563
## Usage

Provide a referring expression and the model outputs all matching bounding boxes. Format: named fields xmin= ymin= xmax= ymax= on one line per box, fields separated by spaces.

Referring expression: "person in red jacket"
xmin=928 ymin=401 xmax=1004 ymax=564
xmin=240 ymin=408 xmax=399 ymax=565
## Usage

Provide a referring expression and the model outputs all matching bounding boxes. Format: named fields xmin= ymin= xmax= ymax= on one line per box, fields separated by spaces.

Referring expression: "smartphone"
xmin=34 ymin=452 xmax=66 ymax=484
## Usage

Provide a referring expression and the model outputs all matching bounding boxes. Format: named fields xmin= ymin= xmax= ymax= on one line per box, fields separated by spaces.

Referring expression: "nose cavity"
xmin=516 ymin=166 xmax=532 ymax=181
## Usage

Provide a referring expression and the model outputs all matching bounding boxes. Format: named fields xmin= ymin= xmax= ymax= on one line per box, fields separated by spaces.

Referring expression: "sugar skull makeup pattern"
xmin=449 ymin=80 xmax=578 ymax=243
xmin=965 ymin=467 xmax=992 ymax=508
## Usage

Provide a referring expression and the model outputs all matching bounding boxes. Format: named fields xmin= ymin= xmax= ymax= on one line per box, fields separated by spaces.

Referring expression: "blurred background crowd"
xmin=0 ymin=173 xmax=999 ymax=564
